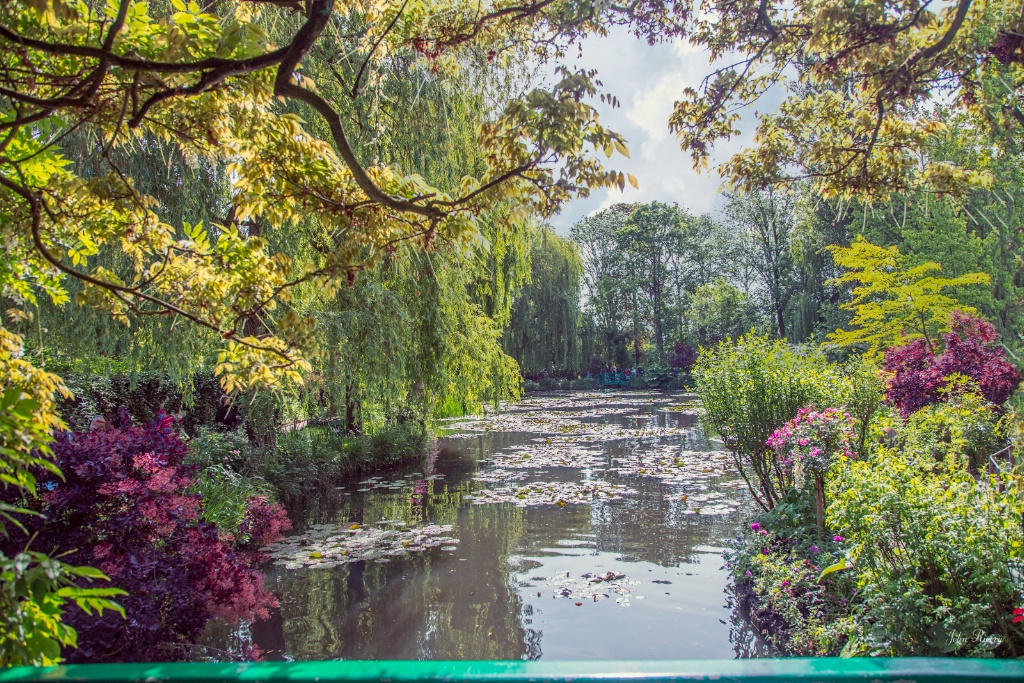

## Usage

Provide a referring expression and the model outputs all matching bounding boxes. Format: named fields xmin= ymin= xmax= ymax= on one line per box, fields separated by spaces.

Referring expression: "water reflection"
xmin=223 ymin=392 xmax=755 ymax=660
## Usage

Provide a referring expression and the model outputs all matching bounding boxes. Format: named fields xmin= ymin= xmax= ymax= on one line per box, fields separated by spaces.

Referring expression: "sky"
xmin=544 ymin=27 xmax=783 ymax=235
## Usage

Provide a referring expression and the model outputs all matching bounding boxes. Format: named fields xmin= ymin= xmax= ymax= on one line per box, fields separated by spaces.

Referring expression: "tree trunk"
xmin=653 ymin=276 xmax=664 ymax=359
xmin=345 ymin=382 xmax=362 ymax=435
xmin=814 ymin=472 xmax=825 ymax=541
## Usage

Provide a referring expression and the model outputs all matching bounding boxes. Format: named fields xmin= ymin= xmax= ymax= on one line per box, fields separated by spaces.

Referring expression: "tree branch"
xmin=273 ymin=0 xmax=444 ymax=220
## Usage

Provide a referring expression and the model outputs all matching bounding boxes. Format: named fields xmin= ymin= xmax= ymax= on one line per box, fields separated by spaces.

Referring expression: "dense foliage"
xmin=693 ymin=335 xmax=849 ymax=510
xmin=504 ymin=228 xmax=587 ymax=377
xmin=0 ymin=423 xmax=286 ymax=662
xmin=720 ymin=318 xmax=1024 ymax=657
xmin=831 ymin=438 xmax=1024 ymax=656
xmin=884 ymin=312 xmax=1020 ymax=416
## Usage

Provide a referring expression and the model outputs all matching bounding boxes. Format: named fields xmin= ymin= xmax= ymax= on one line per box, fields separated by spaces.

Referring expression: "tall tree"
xmin=827 ymin=237 xmax=991 ymax=357
xmin=724 ymin=188 xmax=798 ymax=338
xmin=616 ymin=201 xmax=686 ymax=358
xmin=570 ymin=204 xmax=635 ymax=365
xmin=504 ymin=227 xmax=584 ymax=375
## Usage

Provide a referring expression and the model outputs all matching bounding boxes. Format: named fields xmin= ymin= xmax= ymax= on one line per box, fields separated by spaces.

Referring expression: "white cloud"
xmin=545 ymin=28 xmax=782 ymax=234
xmin=626 ymin=73 xmax=686 ymax=141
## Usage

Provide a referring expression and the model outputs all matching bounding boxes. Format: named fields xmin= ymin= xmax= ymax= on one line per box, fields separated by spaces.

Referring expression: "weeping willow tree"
xmin=13 ymin=25 xmax=536 ymax=426
xmin=504 ymin=227 xmax=585 ymax=376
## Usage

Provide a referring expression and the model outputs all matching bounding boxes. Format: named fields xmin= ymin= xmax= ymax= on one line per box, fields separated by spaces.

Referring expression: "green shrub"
xmin=184 ymin=429 xmax=281 ymax=545
xmin=57 ymin=371 xmax=222 ymax=435
xmin=257 ymin=421 xmax=429 ymax=503
xmin=898 ymin=386 xmax=1004 ymax=473
xmin=694 ymin=335 xmax=851 ymax=510
xmin=730 ymin=394 xmax=1022 ymax=658
xmin=830 ymin=446 xmax=1024 ymax=656
xmin=844 ymin=355 xmax=884 ymax=457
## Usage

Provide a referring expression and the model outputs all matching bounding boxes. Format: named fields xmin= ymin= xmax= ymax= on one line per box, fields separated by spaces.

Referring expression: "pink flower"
xmin=750 ymin=523 xmax=761 ymax=531
xmin=781 ymin=581 xmax=790 ymax=588
xmin=833 ymin=535 xmax=844 ymax=542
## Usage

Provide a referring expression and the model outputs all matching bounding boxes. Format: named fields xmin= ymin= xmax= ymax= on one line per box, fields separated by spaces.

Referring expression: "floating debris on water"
xmin=464 ymin=481 xmax=636 ymax=507
xmin=262 ymin=523 xmax=459 ymax=568
xmin=545 ymin=570 xmax=642 ymax=607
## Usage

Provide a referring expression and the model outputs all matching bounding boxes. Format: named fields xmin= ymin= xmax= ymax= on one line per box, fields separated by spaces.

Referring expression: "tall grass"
xmin=257 ymin=421 xmax=429 ymax=503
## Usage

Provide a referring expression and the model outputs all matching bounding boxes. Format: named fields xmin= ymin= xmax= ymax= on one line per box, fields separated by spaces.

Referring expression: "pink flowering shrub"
xmin=238 ymin=495 xmax=292 ymax=550
xmin=767 ymin=407 xmax=856 ymax=481
xmin=884 ymin=312 xmax=1020 ymax=417
xmin=767 ymin=407 xmax=856 ymax=533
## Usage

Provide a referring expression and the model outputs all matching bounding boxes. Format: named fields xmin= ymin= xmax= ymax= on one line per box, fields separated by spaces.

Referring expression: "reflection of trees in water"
xmin=420 ymin=503 xmax=533 ymax=659
xmin=244 ymin=394 xmax=745 ymax=660
xmin=253 ymin=499 xmax=539 ymax=660
xmin=587 ymin=488 xmax=744 ymax=566
xmin=725 ymin=584 xmax=776 ymax=659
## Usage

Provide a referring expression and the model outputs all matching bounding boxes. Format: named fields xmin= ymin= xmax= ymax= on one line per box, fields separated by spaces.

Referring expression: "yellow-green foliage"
xmin=826 ymin=237 xmax=990 ymax=357
xmin=0 ymin=340 xmax=126 ymax=666
xmin=693 ymin=334 xmax=849 ymax=510
xmin=670 ymin=0 xmax=1016 ymax=199
xmin=830 ymin=441 xmax=1024 ymax=656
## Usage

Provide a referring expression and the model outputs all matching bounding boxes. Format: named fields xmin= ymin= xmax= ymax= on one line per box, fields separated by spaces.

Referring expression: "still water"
xmin=234 ymin=392 xmax=754 ymax=660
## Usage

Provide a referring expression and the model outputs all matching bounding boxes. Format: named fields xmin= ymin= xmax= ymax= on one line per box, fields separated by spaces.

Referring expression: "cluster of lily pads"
xmin=663 ymin=490 xmax=741 ymax=515
xmin=611 ymin=447 xmax=734 ymax=485
xmin=487 ymin=443 xmax=604 ymax=470
xmin=447 ymin=394 xmax=691 ymax=443
xmin=545 ymin=570 xmax=644 ymax=607
xmin=261 ymin=522 xmax=459 ymax=569
xmin=464 ymin=481 xmax=636 ymax=507
xmin=352 ymin=473 xmax=443 ymax=493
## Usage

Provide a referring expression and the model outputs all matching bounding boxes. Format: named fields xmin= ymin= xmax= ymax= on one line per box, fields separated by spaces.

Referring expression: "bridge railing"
xmin=2 ymin=659 xmax=1024 ymax=683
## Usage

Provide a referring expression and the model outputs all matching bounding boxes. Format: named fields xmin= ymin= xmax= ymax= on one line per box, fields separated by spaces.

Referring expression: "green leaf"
xmin=817 ymin=557 xmax=848 ymax=582
xmin=68 ymin=565 xmax=112 ymax=581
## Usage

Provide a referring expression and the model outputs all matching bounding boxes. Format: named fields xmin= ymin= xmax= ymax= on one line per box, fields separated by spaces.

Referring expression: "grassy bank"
xmin=186 ymin=421 xmax=430 ymax=510
xmin=263 ymin=422 xmax=430 ymax=503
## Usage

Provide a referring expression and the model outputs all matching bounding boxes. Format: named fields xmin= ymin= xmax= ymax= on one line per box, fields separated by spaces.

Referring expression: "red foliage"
xmin=238 ymin=495 xmax=292 ymax=550
xmin=668 ymin=341 xmax=698 ymax=372
xmin=884 ymin=312 xmax=1020 ymax=417
xmin=1 ymin=424 xmax=284 ymax=662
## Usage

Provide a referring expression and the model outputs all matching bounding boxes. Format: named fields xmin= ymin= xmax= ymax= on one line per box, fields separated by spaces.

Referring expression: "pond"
xmin=218 ymin=391 xmax=757 ymax=661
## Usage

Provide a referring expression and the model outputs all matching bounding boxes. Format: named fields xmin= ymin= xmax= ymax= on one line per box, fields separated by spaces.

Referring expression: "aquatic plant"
xmin=464 ymin=481 xmax=636 ymax=507
xmin=262 ymin=523 xmax=459 ymax=569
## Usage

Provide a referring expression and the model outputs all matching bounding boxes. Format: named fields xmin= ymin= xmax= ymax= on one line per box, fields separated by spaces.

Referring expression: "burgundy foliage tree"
xmin=884 ymin=312 xmax=1020 ymax=417
xmin=668 ymin=341 xmax=698 ymax=373
xmin=0 ymin=424 xmax=288 ymax=662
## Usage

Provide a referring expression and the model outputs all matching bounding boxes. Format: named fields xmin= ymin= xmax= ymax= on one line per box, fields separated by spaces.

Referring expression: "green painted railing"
xmin=2 ymin=659 xmax=1024 ymax=683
